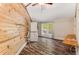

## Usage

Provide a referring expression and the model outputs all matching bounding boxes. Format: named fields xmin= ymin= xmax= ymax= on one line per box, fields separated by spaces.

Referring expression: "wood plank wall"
xmin=0 ymin=3 xmax=30 ymax=55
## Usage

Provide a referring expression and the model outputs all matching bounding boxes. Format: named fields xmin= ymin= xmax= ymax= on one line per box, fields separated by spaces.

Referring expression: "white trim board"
xmin=16 ymin=42 xmax=27 ymax=55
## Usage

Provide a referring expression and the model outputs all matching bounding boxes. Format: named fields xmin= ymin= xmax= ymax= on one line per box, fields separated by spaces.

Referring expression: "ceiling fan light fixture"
xmin=39 ymin=3 xmax=45 ymax=5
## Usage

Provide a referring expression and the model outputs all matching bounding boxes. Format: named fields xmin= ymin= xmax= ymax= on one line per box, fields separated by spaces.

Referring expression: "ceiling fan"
xmin=25 ymin=3 xmax=53 ymax=7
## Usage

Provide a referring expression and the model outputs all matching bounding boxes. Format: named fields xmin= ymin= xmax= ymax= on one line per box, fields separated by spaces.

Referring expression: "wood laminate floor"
xmin=19 ymin=37 xmax=76 ymax=55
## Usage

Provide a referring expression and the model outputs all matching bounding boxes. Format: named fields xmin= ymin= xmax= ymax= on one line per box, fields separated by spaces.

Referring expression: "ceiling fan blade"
xmin=45 ymin=3 xmax=53 ymax=5
xmin=32 ymin=3 xmax=38 ymax=6
xmin=25 ymin=3 xmax=31 ymax=7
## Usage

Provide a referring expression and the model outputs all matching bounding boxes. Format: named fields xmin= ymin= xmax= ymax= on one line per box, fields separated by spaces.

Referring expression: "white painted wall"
xmin=75 ymin=4 xmax=79 ymax=55
xmin=53 ymin=18 xmax=75 ymax=40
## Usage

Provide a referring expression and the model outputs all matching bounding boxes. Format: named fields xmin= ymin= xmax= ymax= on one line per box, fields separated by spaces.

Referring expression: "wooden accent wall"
xmin=0 ymin=3 xmax=30 ymax=55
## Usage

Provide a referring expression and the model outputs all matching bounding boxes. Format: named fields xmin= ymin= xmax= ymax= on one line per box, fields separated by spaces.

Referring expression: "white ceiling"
xmin=27 ymin=3 xmax=76 ymax=22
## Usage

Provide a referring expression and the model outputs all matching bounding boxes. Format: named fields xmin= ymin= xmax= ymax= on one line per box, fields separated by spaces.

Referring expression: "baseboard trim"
xmin=38 ymin=36 xmax=54 ymax=39
xmin=16 ymin=42 xmax=27 ymax=55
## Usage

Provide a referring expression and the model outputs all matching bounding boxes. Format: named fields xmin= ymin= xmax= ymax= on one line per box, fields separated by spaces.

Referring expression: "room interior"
xmin=0 ymin=3 xmax=78 ymax=55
